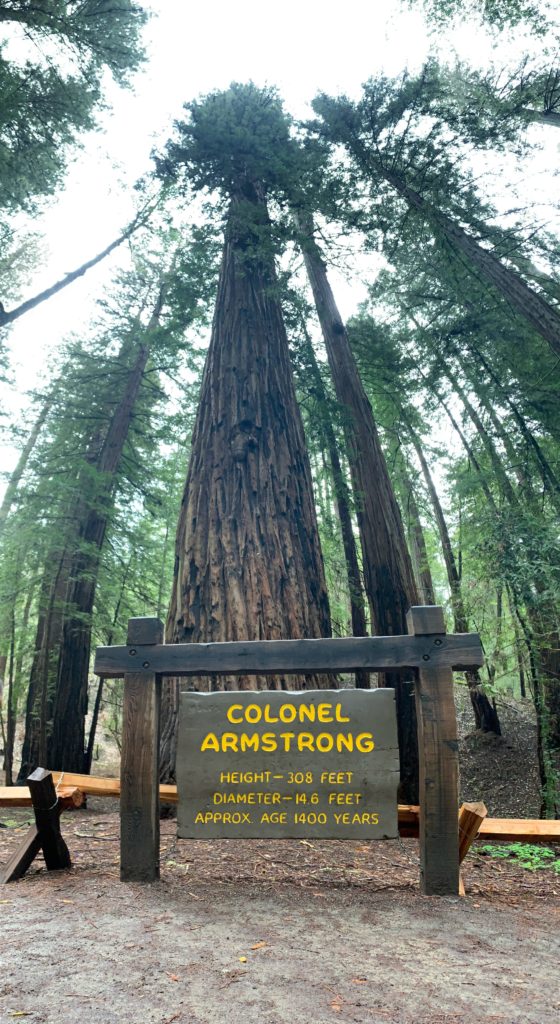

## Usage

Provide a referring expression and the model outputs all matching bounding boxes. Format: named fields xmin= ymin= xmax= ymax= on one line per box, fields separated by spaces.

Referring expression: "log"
xmin=50 ymin=772 xmax=178 ymax=804
xmin=0 ymin=785 xmax=84 ymax=808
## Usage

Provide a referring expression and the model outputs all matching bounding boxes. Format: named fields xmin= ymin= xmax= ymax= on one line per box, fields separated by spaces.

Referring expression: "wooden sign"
xmin=177 ymin=689 xmax=399 ymax=839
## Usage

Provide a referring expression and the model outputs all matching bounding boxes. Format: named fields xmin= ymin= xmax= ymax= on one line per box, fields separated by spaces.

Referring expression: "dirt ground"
xmin=1 ymin=694 xmax=557 ymax=1023
xmin=1 ymin=806 xmax=559 ymax=1024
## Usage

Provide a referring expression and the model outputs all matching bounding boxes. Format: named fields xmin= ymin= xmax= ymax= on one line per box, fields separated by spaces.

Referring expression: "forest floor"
xmin=1 ymin=693 xmax=558 ymax=1024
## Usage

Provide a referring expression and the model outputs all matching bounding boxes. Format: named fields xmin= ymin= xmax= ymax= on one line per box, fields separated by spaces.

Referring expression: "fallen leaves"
xmin=250 ymin=941 xmax=267 ymax=950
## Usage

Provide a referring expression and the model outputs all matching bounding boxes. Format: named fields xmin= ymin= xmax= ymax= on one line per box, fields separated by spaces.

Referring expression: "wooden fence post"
xmin=407 ymin=606 xmax=459 ymax=896
xmin=121 ymin=617 xmax=163 ymax=882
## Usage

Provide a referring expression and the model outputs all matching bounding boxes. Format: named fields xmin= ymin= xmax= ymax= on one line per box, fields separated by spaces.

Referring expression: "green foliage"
xmin=481 ymin=843 xmax=560 ymax=872
xmin=157 ymin=82 xmax=298 ymax=200
xmin=0 ymin=1 xmax=148 ymax=218
xmin=407 ymin=0 xmax=556 ymax=35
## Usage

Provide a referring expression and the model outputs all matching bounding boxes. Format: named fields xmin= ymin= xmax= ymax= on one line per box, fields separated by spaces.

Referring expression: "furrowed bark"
xmin=161 ymin=187 xmax=332 ymax=783
xmin=296 ymin=211 xmax=419 ymax=801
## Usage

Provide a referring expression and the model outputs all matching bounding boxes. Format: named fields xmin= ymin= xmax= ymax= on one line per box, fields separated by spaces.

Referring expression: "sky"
xmin=0 ymin=0 xmax=556 ymax=493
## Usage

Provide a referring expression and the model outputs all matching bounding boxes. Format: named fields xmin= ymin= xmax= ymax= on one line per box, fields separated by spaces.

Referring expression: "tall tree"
xmin=294 ymin=213 xmax=420 ymax=799
xmin=311 ymin=74 xmax=560 ymax=361
xmin=158 ymin=84 xmax=332 ymax=780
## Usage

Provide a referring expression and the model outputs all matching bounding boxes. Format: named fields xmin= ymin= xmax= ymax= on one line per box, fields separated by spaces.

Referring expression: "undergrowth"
xmin=482 ymin=843 xmax=560 ymax=873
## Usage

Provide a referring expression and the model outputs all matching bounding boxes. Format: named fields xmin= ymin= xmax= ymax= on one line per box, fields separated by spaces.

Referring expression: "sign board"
xmin=177 ymin=689 xmax=399 ymax=840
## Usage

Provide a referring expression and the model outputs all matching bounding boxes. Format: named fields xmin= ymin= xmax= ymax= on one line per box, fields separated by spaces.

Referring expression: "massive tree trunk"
xmin=381 ymin=168 xmax=560 ymax=361
xmin=407 ymin=426 xmax=501 ymax=735
xmin=48 ymin=290 xmax=164 ymax=772
xmin=162 ymin=188 xmax=332 ymax=782
xmin=296 ymin=212 xmax=419 ymax=802
xmin=301 ymin=333 xmax=369 ymax=687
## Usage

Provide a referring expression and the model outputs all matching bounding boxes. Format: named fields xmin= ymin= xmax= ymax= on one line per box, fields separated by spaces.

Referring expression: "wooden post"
xmin=28 ymin=767 xmax=71 ymax=870
xmin=121 ymin=617 xmax=163 ymax=882
xmin=407 ymin=606 xmax=459 ymax=896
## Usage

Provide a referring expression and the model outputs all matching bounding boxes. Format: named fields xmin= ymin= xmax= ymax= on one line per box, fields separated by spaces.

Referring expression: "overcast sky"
xmin=0 ymin=0 xmax=556 ymax=492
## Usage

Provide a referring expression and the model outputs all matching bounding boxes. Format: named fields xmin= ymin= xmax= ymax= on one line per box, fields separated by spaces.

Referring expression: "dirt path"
xmin=1 ymin=808 xmax=559 ymax=1024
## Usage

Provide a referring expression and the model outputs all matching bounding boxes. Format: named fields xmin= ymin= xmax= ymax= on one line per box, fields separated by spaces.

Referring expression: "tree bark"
xmin=296 ymin=212 xmax=419 ymax=801
xmin=301 ymin=334 xmax=369 ymax=686
xmin=48 ymin=289 xmax=165 ymax=772
xmin=162 ymin=188 xmax=332 ymax=783
xmin=407 ymin=426 xmax=501 ymax=735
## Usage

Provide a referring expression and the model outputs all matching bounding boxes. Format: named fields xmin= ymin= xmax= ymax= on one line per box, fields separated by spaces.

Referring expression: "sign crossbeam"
xmin=94 ymin=630 xmax=483 ymax=678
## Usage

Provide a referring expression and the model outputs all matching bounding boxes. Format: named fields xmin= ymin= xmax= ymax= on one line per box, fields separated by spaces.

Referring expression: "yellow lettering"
xmin=317 ymin=703 xmax=334 ymax=723
xmin=261 ymin=732 xmax=277 ymax=752
xmin=221 ymin=732 xmax=239 ymax=752
xmin=335 ymin=703 xmax=350 ymax=723
xmin=316 ymin=732 xmax=334 ymax=753
xmin=200 ymin=732 xmax=220 ymax=752
xmin=355 ymin=732 xmax=375 ymax=753
xmin=279 ymin=732 xmax=295 ymax=751
xmin=226 ymin=704 xmax=243 ymax=724
xmin=245 ymin=704 xmax=261 ymax=724
xmin=279 ymin=704 xmax=297 ymax=723
xmin=240 ymin=733 xmax=259 ymax=752
xmin=297 ymin=732 xmax=314 ymax=751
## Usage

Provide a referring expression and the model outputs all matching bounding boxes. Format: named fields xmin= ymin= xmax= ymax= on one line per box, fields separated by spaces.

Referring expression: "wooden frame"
xmin=94 ymin=605 xmax=484 ymax=895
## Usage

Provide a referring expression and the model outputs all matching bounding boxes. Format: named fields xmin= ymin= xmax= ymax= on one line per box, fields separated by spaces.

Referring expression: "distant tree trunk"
xmin=49 ymin=289 xmax=165 ymax=772
xmin=296 ymin=212 xmax=419 ymax=801
xmin=302 ymin=334 xmax=369 ymax=686
xmin=84 ymin=553 xmax=133 ymax=773
xmin=0 ymin=397 xmax=52 ymax=537
xmin=381 ymin=167 xmax=560 ymax=360
xmin=441 ymin=362 xmax=519 ymax=506
xmin=464 ymin=339 xmax=560 ymax=509
xmin=18 ymin=546 xmax=72 ymax=779
xmin=162 ymin=188 xmax=332 ymax=783
xmin=3 ymin=616 xmax=16 ymax=784
xmin=408 ymin=427 xmax=501 ymax=735
xmin=399 ymin=464 xmax=436 ymax=606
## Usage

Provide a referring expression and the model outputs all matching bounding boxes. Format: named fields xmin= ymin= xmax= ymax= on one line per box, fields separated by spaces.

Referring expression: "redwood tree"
xmin=158 ymin=85 xmax=332 ymax=780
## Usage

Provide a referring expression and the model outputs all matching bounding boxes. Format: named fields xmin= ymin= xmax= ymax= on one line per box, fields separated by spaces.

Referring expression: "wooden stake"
xmin=458 ymin=801 xmax=488 ymax=897
xmin=120 ymin=617 xmax=163 ymax=882
xmin=407 ymin=606 xmax=460 ymax=896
